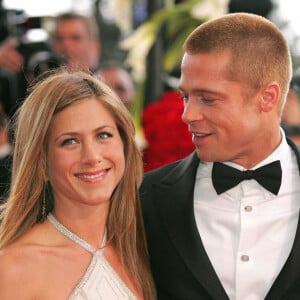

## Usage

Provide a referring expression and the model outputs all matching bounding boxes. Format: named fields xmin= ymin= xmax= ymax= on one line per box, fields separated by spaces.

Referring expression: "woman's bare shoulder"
xmin=0 ymin=222 xmax=55 ymax=298
xmin=0 ymin=220 xmax=92 ymax=299
xmin=0 ymin=239 xmax=40 ymax=298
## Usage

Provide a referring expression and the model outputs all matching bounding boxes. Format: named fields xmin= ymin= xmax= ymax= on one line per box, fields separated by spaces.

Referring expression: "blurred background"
xmin=1 ymin=0 xmax=300 ymax=173
xmin=1 ymin=0 xmax=300 ymax=106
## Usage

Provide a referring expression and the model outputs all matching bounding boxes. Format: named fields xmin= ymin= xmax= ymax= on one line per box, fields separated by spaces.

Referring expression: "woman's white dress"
xmin=47 ymin=213 xmax=138 ymax=300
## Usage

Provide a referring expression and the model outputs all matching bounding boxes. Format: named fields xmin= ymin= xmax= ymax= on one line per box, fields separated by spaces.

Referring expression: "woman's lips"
xmin=75 ymin=169 xmax=109 ymax=182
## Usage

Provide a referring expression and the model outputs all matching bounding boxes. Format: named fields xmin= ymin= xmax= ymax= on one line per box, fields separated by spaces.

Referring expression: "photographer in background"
xmin=0 ymin=109 xmax=12 ymax=201
xmin=0 ymin=9 xmax=102 ymax=116
xmin=51 ymin=12 xmax=101 ymax=72
xmin=0 ymin=37 xmax=25 ymax=116
xmin=95 ymin=62 xmax=136 ymax=110
xmin=0 ymin=1 xmax=24 ymax=76
xmin=0 ymin=0 xmax=54 ymax=116
xmin=0 ymin=38 xmax=23 ymax=73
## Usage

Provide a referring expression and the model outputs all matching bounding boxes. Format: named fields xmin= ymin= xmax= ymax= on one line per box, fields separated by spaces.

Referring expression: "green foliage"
xmin=120 ymin=0 xmax=228 ymax=129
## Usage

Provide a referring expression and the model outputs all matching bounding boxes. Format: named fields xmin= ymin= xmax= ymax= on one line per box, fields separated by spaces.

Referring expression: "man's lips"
xmin=192 ymin=132 xmax=212 ymax=138
xmin=191 ymin=132 xmax=212 ymax=146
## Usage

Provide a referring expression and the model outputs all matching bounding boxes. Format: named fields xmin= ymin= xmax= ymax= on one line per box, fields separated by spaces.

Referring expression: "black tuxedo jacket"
xmin=140 ymin=138 xmax=300 ymax=299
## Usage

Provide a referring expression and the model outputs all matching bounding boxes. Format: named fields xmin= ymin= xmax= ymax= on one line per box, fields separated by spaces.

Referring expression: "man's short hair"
xmin=184 ymin=13 xmax=292 ymax=112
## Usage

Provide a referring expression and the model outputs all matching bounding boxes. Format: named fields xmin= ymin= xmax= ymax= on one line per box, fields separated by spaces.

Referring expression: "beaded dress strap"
xmin=47 ymin=213 xmax=106 ymax=254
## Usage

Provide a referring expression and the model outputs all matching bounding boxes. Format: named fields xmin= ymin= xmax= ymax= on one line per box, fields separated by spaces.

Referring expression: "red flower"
xmin=142 ymin=90 xmax=195 ymax=171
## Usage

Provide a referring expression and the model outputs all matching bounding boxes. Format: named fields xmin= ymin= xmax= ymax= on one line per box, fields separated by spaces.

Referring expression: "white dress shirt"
xmin=194 ymin=130 xmax=300 ymax=300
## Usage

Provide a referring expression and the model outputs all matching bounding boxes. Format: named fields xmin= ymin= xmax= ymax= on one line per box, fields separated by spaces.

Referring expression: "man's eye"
xmin=201 ymin=97 xmax=214 ymax=103
xmin=180 ymin=94 xmax=188 ymax=103
xmin=115 ymin=85 xmax=126 ymax=93
xmin=72 ymin=35 xmax=83 ymax=42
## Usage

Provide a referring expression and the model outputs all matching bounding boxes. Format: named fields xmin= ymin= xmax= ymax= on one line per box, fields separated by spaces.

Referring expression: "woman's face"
xmin=47 ymin=98 xmax=125 ymax=211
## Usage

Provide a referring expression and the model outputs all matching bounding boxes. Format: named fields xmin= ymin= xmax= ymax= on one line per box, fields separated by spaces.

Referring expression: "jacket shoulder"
xmin=141 ymin=152 xmax=198 ymax=186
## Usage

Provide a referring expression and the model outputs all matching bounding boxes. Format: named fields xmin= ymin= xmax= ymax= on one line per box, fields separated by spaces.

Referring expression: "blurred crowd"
xmin=1 ymin=0 xmax=300 ymax=201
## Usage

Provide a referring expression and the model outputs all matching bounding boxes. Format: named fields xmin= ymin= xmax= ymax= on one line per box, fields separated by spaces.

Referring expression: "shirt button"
xmin=244 ymin=205 xmax=253 ymax=212
xmin=241 ymin=255 xmax=250 ymax=262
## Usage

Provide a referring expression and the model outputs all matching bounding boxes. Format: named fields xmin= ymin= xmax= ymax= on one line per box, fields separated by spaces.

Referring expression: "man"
xmin=0 ymin=110 xmax=12 ymax=200
xmin=95 ymin=62 xmax=148 ymax=151
xmin=140 ymin=13 xmax=300 ymax=299
xmin=0 ymin=37 xmax=24 ymax=115
xmin=95 ymin=62 xmax=136 ymax=110
xmin=0 ymin=110 xmax=11 ymax=160
xmin=51 ymin=12 xmax=101 ymax=71
xmin=0 ymin=38 xmax=23 ymax=74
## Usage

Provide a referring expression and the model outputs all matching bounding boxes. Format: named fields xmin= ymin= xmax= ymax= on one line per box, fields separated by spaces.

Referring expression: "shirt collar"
xmin=197 ymin=127 xmax=291 ymax=181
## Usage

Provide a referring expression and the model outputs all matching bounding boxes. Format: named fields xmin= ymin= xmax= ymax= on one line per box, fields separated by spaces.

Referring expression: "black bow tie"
xmin=212 ymin=160 xmax=282 ymax=195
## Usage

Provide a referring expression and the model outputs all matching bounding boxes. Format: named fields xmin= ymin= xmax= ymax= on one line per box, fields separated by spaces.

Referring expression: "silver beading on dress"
xmin=47 ymin=213 xmax=99 ymax=253
xmin=47 ymin=213 xmax=137 ymax=300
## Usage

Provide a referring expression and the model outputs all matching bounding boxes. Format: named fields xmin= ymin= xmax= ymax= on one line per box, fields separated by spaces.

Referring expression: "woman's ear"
xmin=260 ymin=81 xmax=280 ymax=112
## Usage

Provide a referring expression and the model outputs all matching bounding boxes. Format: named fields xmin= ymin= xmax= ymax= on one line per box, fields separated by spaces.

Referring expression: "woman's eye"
xmin=97 ymin=132 xmax=113 ymax=140
xmin=61 ymin=138 xmax=77 ymax=146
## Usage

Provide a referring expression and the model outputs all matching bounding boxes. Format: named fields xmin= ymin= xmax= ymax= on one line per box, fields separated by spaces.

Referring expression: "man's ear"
xmin=260 ymin=81 xmax=280 ymax=112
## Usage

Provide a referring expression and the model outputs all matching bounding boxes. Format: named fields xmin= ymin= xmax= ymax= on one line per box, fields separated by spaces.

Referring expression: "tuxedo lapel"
xmin=265 ymin=220 xmax=300 ymax=299
xmin=153 ymin=152 xmax=229 ymax=299
xmin=265 ymin=138 xmax=300 ymax=299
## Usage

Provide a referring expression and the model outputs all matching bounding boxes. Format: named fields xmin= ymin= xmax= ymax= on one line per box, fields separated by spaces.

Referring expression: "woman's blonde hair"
xmin=0 ymin=69 xmax=155 ymax=299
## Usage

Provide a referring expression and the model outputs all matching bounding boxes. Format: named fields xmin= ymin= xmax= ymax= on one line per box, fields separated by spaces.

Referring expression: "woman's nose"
xmin=80 ymin=142 xmax=102 ymax=165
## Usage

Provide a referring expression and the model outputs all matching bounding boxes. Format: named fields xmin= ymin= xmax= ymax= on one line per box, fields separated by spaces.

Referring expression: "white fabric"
xmin=69 ymin=250 xmax=137 ymax=300
xmin=47 ymin=214 xmax=137 ymax=300
xmin=194 ymin=130 xmax=300 ymax=300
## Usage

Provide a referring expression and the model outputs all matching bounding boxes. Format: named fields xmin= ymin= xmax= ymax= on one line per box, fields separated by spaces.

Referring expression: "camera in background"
xmin=0 ymin=2 xmax=63 ymax=116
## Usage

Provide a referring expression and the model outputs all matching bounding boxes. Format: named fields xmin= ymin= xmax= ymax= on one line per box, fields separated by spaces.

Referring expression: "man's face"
xmin=97 ymin=68 xmax=135 ymax=110
xmin=52 ymin=18 xmax=99 ymax=70
xmin=180 ymin=51 xmax=266 ymax=168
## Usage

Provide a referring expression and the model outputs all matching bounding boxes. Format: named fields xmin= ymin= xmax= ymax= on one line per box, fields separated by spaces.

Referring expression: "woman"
xmin=0 ymin=70 xmax=155 ymax=299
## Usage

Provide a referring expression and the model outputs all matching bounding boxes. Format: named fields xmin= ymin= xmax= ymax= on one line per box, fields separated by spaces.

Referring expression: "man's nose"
xmin=182 ymin=99 xmax=204 ymax=124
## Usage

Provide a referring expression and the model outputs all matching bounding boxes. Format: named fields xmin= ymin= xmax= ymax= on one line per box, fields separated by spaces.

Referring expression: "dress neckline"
xmin=47 ymin=212 xmax=106 ymax=254
xmin=47 ymin=213 xmax=138 ymax=299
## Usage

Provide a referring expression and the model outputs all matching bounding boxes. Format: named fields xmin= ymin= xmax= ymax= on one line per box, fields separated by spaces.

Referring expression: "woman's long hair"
xmin=0 ymin=69 xmax=155 ymax=299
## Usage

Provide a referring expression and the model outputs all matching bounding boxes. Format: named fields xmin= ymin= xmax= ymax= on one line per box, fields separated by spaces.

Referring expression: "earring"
xmin=42 ymin=196 xmax=46 ymax=220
